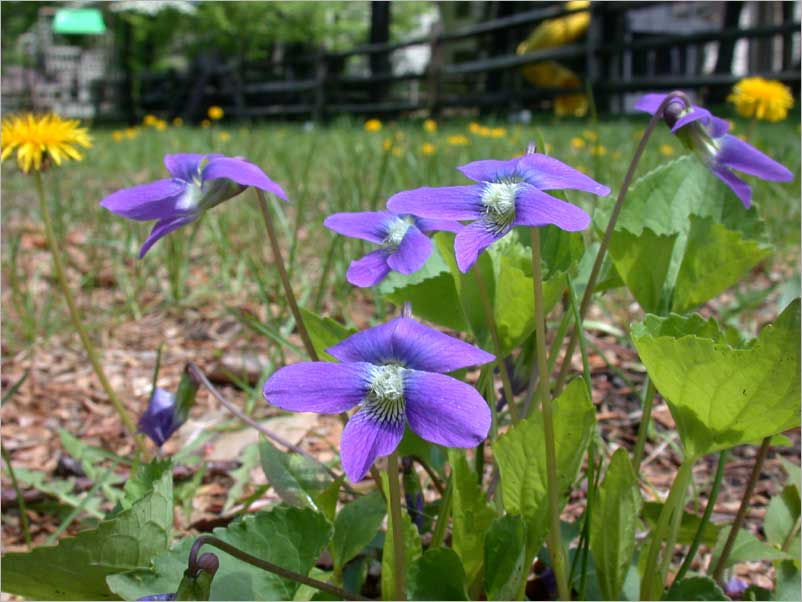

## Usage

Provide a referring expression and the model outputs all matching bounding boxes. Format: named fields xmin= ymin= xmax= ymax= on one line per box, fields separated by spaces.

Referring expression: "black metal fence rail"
xmin=137 ymin=1 xmax=800 ymax=121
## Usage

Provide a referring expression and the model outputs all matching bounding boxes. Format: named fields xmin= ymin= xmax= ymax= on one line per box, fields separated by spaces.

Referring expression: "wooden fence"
xmin=136 ymin=1 xmax=800 ymax=122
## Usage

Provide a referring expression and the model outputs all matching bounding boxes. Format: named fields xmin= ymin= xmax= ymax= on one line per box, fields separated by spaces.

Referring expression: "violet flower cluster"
xmin=636 ymin=93 xmax=793 ymax=208
xmin=101 ymin=153 xmax=287 ymax=256
xmin=263 ymin=316 xmax=494 ymax=482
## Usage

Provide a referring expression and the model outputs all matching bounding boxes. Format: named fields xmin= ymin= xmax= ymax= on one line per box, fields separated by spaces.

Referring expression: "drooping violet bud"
xmin=138 ymin=364 xmax=201 ymax=447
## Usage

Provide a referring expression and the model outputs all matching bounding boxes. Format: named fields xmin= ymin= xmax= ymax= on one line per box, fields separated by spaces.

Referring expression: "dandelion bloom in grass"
xmin=423 ymin=118 xmax=437 ymax=133
xmin=125 ymin=127 xmax=138 ymax=140
xmin=101 ymin=153 xmax=287 ymax=257
xmin=489 ymin=127 xmax=507 ymax=139
xmin=582 ymin=129 xmax=598 ymax=142
xmin=468 ymin=122 xmax=482 ymax=134
xmin=659 ymin=144 xmax=675 ymax=156
xmin=728 ymin=77 xmax=794 ymax=122
xmin=590 ymin=145 xmax=607 ymax=157
xmin=143 ymin=114 xmax=159 ymax=126
xmin=201 ymin=119 xmax=211 ymax=129
xmin=172 ymin=117 xmax=183 ymax=127
xmin=570 ymin=136 xmax=585 ymax=150
xmin=447 ymin=134 xmax=470 ymax=146
xmin=636 ymin=92 xmax=793 ymax=208
xmin=1 ymin=113 xmax=91 ymax=173
xmin=324 ymin=210 xmax=461 ymax=287
xmin=364 ymin=118 xmax=382 ymax=132
xmin=207 ymin=106 xmax=224 ymax=120
xmin=138 ymin=367 xmax=199 ymax=447
xmin=387 ymin=149 xmax=609 ymax=272
xmin=263 ymin=316 xmax=494 ymax=481
xmin=421 ymin=142 xmax=436 ymax=156
xmin=153 ymin=119 xmax=167 ymax=131
xmin=112 ymin=130 xmax=125 ymax=143
xmin=218 ymin=131 xmax=231 ymax=142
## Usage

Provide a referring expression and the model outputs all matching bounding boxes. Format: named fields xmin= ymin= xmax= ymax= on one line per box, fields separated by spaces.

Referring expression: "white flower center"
xmin=365 ymin=364 xmax=406 ymax=424
xmin=176 ymin=180 xmax=204 ymax=212
xmin=481 ymin=182 xmax=519 ymax=233
xmin=384 ymin=217 xmax=413 ymax=251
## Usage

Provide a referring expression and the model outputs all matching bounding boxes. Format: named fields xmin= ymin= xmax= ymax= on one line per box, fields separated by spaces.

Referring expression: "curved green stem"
xmin=431 ymin=473 xmax=453 ymax=548
xmin=386 ymin=452 xmax=407 ymax=601
xmin=35 ymin=172 xmax=146 ymax=457
xmin=472 ymin=266 xmax=519 ymax=422
xmin=641 ymin=460 xmax=694 ymax=600
xmin=631 ymin=379 xmax=657 ymax=469
xmin=711 ymin=436 xmax=771 ymax=582
xmin=532 ymin=228 xmax=570 ymax=601
xmin=553 ymin=91 xmax=691 ymax=396
xmin=188 ymin=535 xmax=368 ymax=601
xmin=255 ymin=189 xmax=318 ymax=361
xmin=676 ymin=451 xmax=728 ymax=581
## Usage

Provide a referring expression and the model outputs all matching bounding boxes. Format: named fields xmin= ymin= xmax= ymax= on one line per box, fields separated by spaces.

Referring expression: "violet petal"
xmin=404 ymin=370 xmax=491 ymax=447
xmin=387 ymin=185 xmax=483 ymax=220
xmin=346 ymin=249 xmax=392 ymax=288
xmin=513 ymin=184 xmax=591 ymax=231
xmin=386 ymin=225 xmax=432 ymax=274
xmin=517 ymin=153 xmax=611 ymax=196
xmin=263 ymin=361 xmax=370 ymax=413
xmin=716 ymin=135 xmax=794 ymax=182
xmin=139 ymin=215 xmax=197 ymax=258
xmin=100 ymin=179 xmax=188 ymax=221
xmin=457 ymin=158 xmax=522 ymax=182
xmin=711 ymin=166 xmax=753 ymax=209
xmin=324 ymin=211 xmax=394 ymax=243
xmin=340 ymin=408 xmax=404 ymax=482
xmin=202 ymin=156 xmax=288 ymax=201
xmin=454 ymin=220 xmax=503 ymax=273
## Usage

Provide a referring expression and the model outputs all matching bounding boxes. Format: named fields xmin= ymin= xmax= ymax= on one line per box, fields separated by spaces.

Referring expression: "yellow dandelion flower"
xmin=489 ymin=127 xmax=507 ymax=138
xmin=423 ymin=119 xmax=437 ymax=133
xmin=582 ymin=129 xmax=598 ymax=141
xmin=421 ymin=142 xmax=436 ymax=156
xmin=125 ymin=127 xmax=138 ymax=139
xmin=1 ymin=113 xmax=91 ymax=173
xmin=659 ymin=144 xmax=675 ymax=156
xmin=172 ymin=117 xmax=184 ymax=127
xmin=383 ymin=138 xmax=394 ymax=151
xmin=468 ymin=122 xmax=482 ymax=134
xmin=447 ymin=135 xmax=470 ymax=146
xmin=154 ymin=119 xmax=167 ymax=131
xmin=590 ymin=144 xmax=607 ymax=157
xmin=219 ymin=131 xmax=231 ymax=142
xmin=112 ymin=130 xmax=124 ymax=142
xmin=364 ymin=118 xmax=382 ymax=132
xmin=143 ymin=114 xmax=158 ymax=126
xmin=570 ymin=137 xmax=586 ymax=150
xmin=477 ymin=126 xmax=492 ymax=137
xmin=394 ymin=131 xmax=406 ymax=141
xmin=545 ymin=142 xmax=553 ymax=154
xmin=201 ymin=119 xmax=211 ymax=129
xmin=392 ymin=147 xmax=402 ymax=157
xmin=208 ymin=106 xmax=224 ymax=120
xmin=728 ymin=77 xmax=794 ymax=122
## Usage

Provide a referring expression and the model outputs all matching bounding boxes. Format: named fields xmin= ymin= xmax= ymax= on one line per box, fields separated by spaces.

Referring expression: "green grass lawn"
xmin=2 ymin=115 xmax=800 ymax=353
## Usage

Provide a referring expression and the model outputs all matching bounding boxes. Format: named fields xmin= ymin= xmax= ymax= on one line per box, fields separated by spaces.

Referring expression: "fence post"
xmin=426 ymin=22 xmax=444 ymax=118
xmin=314 ymin=51 xmax=328 ymax=123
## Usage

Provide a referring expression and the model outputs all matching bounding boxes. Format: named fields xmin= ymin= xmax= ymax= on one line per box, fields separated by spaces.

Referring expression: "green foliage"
xmin=484 ymin=515 xmax=527 ymax=601
xmin=407 ymin=547 xmax=469 ymax=601
xmin=494 ymin=379 xmax=596 ymax=563
xmin=710 ymin=527 xmax=793 ymax=570
xmin=2 ymin=459 xmax=173 ymax=600
xmin=663 ymin=576 xmax=730 ymax=600
xmin=596 ymin=156 xmax=774 ymax=313
xmin=641 ymin=502 xmax=721 ymax=546
xmin=299 ymin=307 xmax=356 ymax=361
xmin=259 ymin=438 xmax=333 ymax=510
xmin=447 ymin=449 xmax=495 ymax=588
xmin=590 ymin=448 xmax=642 ymax=601
xmin=108 ymin=506 xmax=332 ymax=601
xmin=331 ymin=490 xmax=386 ymax=573
xmin=631 ymin=300 xmax=800 ymax=460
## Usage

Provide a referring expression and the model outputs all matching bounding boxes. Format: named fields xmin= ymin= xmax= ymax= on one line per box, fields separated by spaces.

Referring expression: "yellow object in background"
xmin=364 ymin=118 xmax=382 ymax=132
xmin=728 ymin=77 xmax=794 ymax=122
xmin=447 ymin=135 xmax=470 ymax=146
xmin=421 ymin=143 xmax=436 ymax=156
xmin=423 ymin=119 xmax=437 ymax=133
xmin=208 ymin=106 xmax=224 ymax=120
xmin=1 ymin=113 xmax=91 ymax=173
xmin=518 ymin=1 xmax=591 ymax=117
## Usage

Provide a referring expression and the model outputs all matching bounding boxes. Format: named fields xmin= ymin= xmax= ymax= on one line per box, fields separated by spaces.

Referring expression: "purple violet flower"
xmin=723 ymin=577 xmax=748 ymax=598
xmin=636 ymin=93 xmax=793 ymax=208
xmin=262 ymin=316 xmax=494 ymax=482
xmin=138 ymin=367 xmax=200 ymax=447
xmin=101 ymin=153 xmax=288 ymax=257
xmin=386 ymin=152 xmax=610 ymax=272
xmin=323 ymin=210 xmax=462 ymax=287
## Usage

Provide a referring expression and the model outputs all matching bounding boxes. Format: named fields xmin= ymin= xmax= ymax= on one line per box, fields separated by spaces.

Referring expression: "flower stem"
xmin=1 ymin=444 xmax=31 ymax=548
xmin=386 ymin=451 xmax=407 ymax=601
xmin=531 ymin=227 xmax=570 ymax=601
xmin=676 ymin=451 xmax=728 ymax=581
xmin=34 ymin=172 xmax=146 ymax=457
xmin=472 ymin=267 xmax=519 ymax=422
xmin=255 ymin=189 xmax=319 ymax=361
xmin=188 ymin=535 xmax=368 ymax=601
xmin=553 ymin=91 xmax=691 ymax=396
xmin=641 ymin=459 xmax=694 ymax=600
xmin=431 ymin=473 xmax=453 ymax=548
xmin=631 ymin=378 xmax=657 ymax=469
xmin=711 ymin=436 xmax=771 ymax=582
